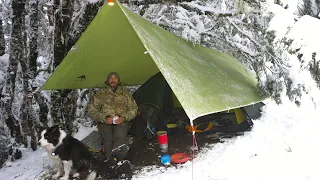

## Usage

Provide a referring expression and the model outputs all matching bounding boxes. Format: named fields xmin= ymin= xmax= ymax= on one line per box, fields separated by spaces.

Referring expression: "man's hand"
xmin=105 ymin=113 xmax=115 ymax=124
xmin=115 ymin=116 xmax=124 ymax=124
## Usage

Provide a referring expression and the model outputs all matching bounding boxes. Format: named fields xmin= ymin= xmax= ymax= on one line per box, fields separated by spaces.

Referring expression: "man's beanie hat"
xmin=105 ymin=72 xmax=120 ymax=84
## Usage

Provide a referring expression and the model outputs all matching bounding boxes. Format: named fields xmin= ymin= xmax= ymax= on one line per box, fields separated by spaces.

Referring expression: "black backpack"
xmin=129 ymin=103 xmax=163 ymax=139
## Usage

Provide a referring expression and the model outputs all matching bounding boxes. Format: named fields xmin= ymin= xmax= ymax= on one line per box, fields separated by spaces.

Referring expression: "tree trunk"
xmin=62 ymin=0 xmax=75 ymax=53
xmin=2 ymin=0 xmax=26 ymax=144
xmin=53 ymin=0 xmax=64 ymax=69
xmin=0 ymin=2 xmax=5 ymax=56
xmin=19 ymin=0 xmax=40 ymax=151
xmin=0 ymin=17 xmax=4 ymax=56
xmin=69 ymin=0 xmax=104 ymax=50
xmin=32 ymin=1 xmax=51 ymax=130
xmin=29 ymin=0 xmax=39 ymax=76
xmin=33 ymin=92 xmax=49 ymax=127
xmin=52 ymin=0 xmax=74 ymax=66
xmin=19 ymin=0 xmax=30 ymax=147
xmin=51 ymin=0 xmax=76 ymax=133
xmin=29 ymin=1 xmax=40 ymax=139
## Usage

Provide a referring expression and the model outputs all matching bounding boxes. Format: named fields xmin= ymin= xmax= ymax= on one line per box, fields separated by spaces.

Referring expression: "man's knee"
xmin=114 ymin=123 xmax=129 ymax=141
xmin=114 ymin=131 xmax=127 ymax=141
xmin=98 ymin=124 xmax=113 ymax=137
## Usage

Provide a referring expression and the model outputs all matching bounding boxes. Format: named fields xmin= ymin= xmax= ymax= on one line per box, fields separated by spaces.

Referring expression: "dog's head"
xmin=38 ymin=125 xmax=66 ymax=152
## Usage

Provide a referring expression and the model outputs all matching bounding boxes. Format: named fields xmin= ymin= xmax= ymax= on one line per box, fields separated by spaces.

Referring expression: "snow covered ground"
xmin=1 ymin=96 xmax=319 ymax=180
xmin=1 ymin=0 xmax=320 ymax=180
xmin=0 ymin=148 xmax=49 ymax=180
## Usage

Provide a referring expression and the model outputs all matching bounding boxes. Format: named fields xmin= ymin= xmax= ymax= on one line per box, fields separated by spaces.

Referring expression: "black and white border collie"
xmin=39 ymin=125 xmax=96 ymax=180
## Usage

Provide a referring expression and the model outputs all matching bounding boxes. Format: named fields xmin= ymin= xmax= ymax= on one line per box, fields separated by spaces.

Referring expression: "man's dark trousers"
xmin=98 ymin=122 xmax=129 ymax=158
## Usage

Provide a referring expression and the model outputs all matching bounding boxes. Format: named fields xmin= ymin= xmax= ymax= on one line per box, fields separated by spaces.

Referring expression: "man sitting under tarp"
xmin=87 ymin=72 xmax=138 ymax=161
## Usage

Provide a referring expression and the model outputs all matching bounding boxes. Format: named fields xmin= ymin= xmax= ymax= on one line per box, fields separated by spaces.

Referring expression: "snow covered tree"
xmin=31 ymin=0 xmax=53 ymax=129
xmin=309 ymin=53 xmax=320 ymax=88
xmin=0 ymin=0 xmax=27 ymax=164
xmin=0 ymin=15 xmax=4 ymax=56
xmin=29 ymin=0 xmax=38 ymax=76
xmin=297 ymin=0 xmax=320 ymax=19
xmin=19 ymin=0 xmax=40 ymax=151
xmin=2 ymin=0 xmax=26 ymax=144
xmin=50 ymin=0 xmax=76 ymax=133
xmin=70 ymin=0 xmax=104 ymax=47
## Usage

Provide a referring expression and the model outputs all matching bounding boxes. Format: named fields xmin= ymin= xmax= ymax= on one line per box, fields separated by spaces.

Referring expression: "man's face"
xmin=108 ymin=75 xmax=119 ymax=88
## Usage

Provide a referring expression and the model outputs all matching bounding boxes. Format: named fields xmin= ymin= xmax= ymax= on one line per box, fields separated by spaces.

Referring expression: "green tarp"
xmin=41 ymin=0 xmax=264 ymax=121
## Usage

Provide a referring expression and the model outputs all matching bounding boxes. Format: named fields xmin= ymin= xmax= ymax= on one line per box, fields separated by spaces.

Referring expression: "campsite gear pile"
xmin=156 ymin=130 xmax=190 ymax=165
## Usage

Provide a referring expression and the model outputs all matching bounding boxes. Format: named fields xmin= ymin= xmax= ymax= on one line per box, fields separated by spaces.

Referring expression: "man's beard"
xmin=110 ymin=82 xmax=118 ymax=91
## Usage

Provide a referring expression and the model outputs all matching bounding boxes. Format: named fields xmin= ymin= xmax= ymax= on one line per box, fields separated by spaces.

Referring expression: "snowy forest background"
xmin=0 ymin=0 xmax=319 ymax=168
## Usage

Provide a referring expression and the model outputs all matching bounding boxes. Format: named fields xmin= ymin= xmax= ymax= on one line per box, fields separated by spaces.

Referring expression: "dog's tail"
xmin=85 ymin=170 xmax=97 ymax=180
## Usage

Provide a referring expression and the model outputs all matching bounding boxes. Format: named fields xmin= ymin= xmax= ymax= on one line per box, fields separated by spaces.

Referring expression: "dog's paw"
xmin=72 ymin=172 xmax=80 ymax=178
xmin=52 ymin=171 xmax=61 ymax=179
xmin=59 ymin=175 xmax=68 ymax=180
